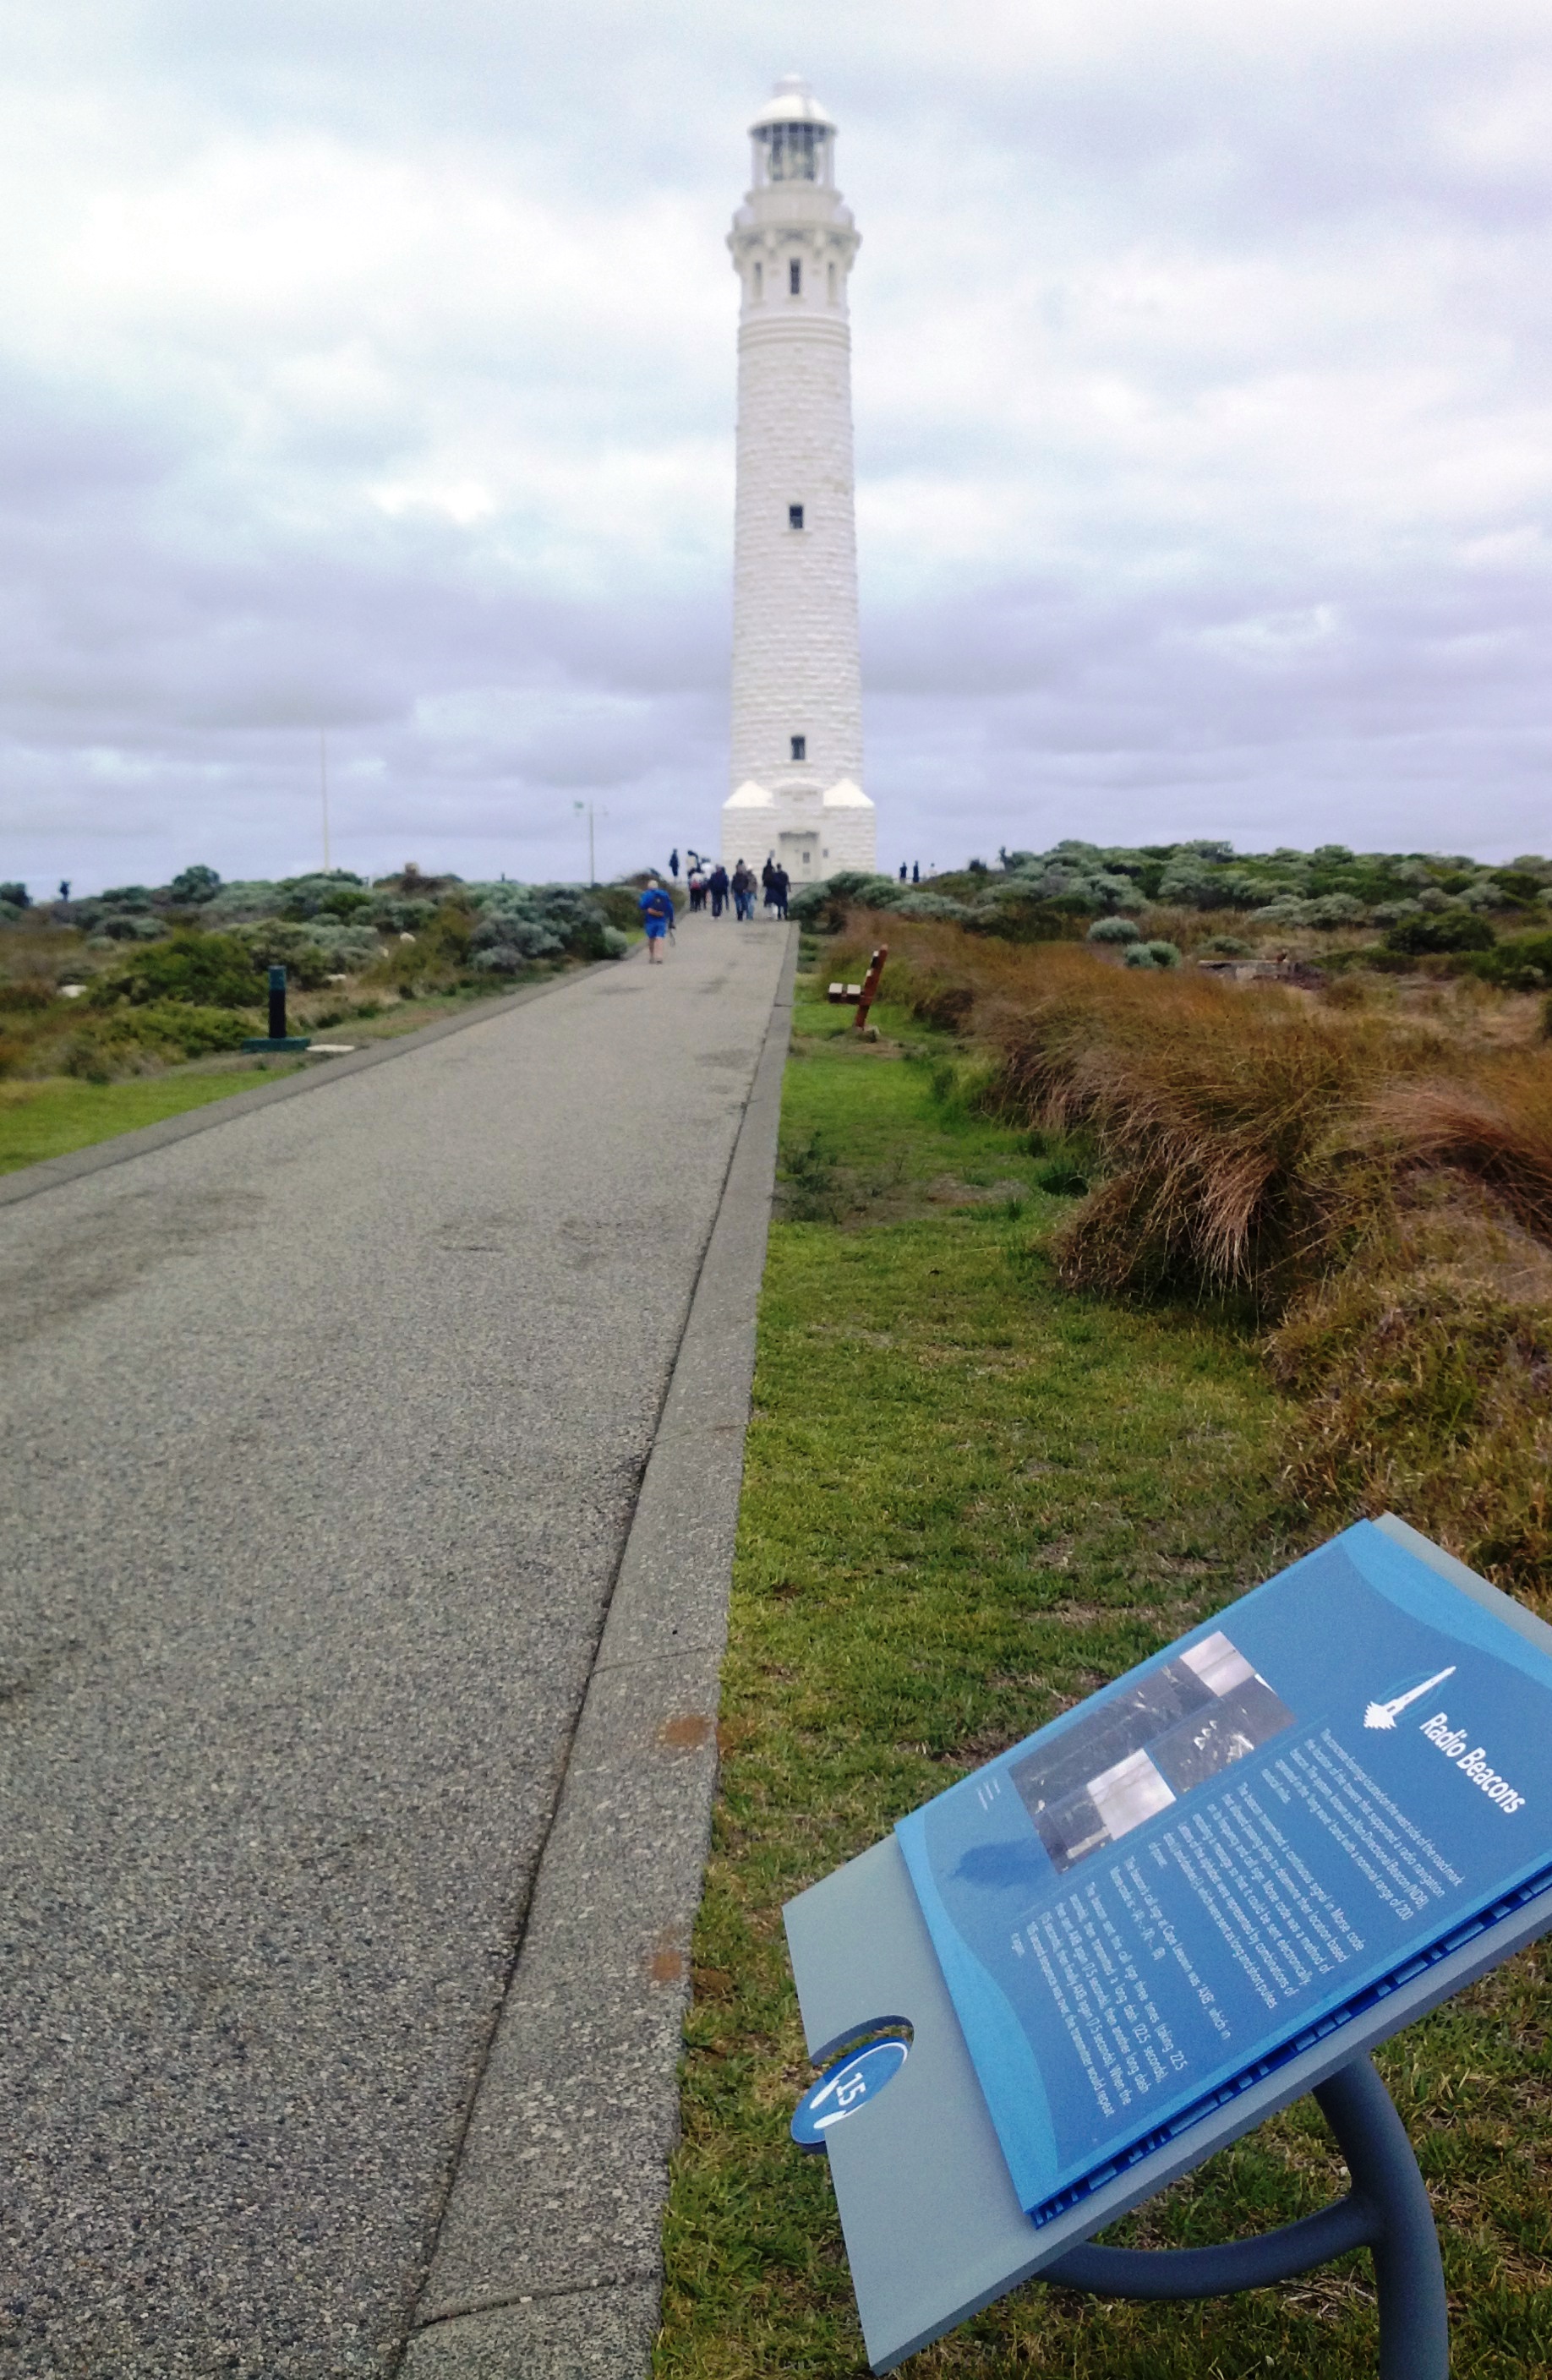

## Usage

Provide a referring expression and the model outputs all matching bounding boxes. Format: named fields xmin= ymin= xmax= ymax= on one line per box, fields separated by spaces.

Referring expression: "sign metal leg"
xmin=1040 ymin=2055 xmax=1448 ymax=2379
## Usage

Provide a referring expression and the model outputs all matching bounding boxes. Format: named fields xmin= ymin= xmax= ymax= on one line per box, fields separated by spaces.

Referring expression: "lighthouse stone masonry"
xmin=722 ymin=76 xmax=876 ymax=885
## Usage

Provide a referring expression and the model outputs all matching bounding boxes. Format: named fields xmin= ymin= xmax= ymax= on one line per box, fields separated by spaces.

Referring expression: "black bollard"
xmin=243 ymin=964 xmax=310 ymax=1054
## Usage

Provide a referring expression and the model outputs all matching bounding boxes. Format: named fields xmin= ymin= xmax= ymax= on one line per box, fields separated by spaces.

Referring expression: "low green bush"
xmin=63 ymin=1001 xmax=251 ymax=1079
xmin=1461 ymin=931 xmax=1552 ymax=991
xmin=1385 ymin=910 xmax=1496 ymax=956
xmin=87 ymin=931 xmax=260 ymax=1009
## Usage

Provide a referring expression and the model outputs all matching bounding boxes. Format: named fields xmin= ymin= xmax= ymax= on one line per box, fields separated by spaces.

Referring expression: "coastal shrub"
xmin=237 ymin=919 xmax=380 ymax=984
xmin=468 ymin=882 xmax=625 ymax=963
xmin=1123 ymin=940 xmax=1181 ymax=969
xmin=1385 ymin=911 xmax=1496 ymax=957
xmin=169 ymin=865 xmax=221 ymax=904
xmin=204 ymin=880 xmax=287 ymax=924
xmin=0 ymin=980 xmax=55 ymax=1013
xmin=367 ymin=893 xmax=437 ymax=933
xmin=97 ymin=914 xmax=167 ymax=942
xmin=1087 ymin=916 xmax=1141 ymax=945
xmin=473 ymin=920 xmax=564 ymax=970
xmin=788 ymin=871 xmax=899 ymax=931
xmin=62 ymin=1001 xmax=251 ymax=1079
xmin=1462 ymin=931 xmax=1552 ymax=992
xmin=893 ymin=892 xmax=976 ymax=922
xmin=87 ymin=931 xmax=260 ymax=1010
xmin=275 ymin=871 xmax=369 ymax=920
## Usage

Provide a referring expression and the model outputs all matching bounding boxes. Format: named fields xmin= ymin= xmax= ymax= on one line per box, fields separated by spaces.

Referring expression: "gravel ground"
xmin=0 ymin=918 xmax=788 ymax=2379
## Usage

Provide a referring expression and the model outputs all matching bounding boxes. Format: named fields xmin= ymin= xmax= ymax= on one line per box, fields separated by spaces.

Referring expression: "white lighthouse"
xmin=722 ymin=76 xmax=875 ymax=884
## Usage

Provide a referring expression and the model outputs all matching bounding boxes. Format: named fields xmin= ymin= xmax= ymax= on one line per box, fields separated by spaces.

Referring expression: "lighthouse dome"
xmin=749 ymin=74 xmax=837 ymax=132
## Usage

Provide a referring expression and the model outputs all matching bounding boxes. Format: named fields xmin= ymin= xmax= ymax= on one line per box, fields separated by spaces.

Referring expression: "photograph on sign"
xmin=1008 ymin=1631 xmax=1295 ymax=1873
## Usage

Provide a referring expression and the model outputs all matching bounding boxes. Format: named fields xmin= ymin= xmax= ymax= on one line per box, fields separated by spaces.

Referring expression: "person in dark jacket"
xmin=708 ymin=863 xmax=730 ymax=918
xmin=731 ymin=861 xmax=755 ymax=921
xmin=770 ymin=865 xmax=790 ymax=920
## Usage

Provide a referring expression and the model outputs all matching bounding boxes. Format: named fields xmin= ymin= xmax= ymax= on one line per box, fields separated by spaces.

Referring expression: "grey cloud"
xmin=5 ymin=3 xmax=1552 ymax=892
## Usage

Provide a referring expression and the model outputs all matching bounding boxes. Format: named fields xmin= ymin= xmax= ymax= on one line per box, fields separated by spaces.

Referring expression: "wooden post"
xmin=853 ymin=945 xmax=888 ymax=1031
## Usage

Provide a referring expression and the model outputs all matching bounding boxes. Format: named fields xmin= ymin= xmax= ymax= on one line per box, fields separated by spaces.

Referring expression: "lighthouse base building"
xmin=722 ymin=773 xmax=874 ymax=884
xmin=721 ymin=77 xmax=875 ymax=886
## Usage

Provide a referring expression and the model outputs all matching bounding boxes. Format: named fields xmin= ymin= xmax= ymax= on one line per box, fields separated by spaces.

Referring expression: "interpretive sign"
xmin=895 ymin=1517 xmax=1552 ymax=2229
xmin=784 ymin=1515 xmax=1552 ymax=2370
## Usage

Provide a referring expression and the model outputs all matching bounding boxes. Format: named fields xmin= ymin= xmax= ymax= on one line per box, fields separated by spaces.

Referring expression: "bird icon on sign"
xmin=1363 ymin=1667 xmax=1456 ymax=1730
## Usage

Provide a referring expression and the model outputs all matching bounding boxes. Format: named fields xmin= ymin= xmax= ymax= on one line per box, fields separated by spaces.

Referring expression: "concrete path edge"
xmin=396 ymin=927 xmax=797 ymax=2377
xmin=0 ymin=964 xmax=613 ymax=1211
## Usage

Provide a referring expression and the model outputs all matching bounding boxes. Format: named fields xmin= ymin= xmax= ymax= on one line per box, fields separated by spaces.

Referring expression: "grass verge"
xmin=0 ymin=1066 xmax=306 ymax=1176
xmin=654 ymin=990 xmax=1552 ymax=2379
xmin=0 ymin=979 xmax=556 ymax=1176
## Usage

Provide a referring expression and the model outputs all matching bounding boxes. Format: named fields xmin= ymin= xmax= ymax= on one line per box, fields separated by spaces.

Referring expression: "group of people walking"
xmin=683 ymin=855 xmax=790 ymax=921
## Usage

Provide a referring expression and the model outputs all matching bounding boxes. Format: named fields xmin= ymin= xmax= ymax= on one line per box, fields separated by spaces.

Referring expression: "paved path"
xmin=0 ymin=920 xmax=791 ymax=2379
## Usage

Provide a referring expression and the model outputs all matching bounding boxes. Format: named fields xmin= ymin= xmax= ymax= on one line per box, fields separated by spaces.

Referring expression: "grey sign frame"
xmin=783 ymin=1515 xmax=1552 ymax=2371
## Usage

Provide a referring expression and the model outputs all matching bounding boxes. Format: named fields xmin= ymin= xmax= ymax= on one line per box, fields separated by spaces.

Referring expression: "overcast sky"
xmin=3 ymin=0 xmax=1551 ymax=892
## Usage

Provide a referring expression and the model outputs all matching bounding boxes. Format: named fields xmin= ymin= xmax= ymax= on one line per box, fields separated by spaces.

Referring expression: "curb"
xmin=0 ymin=963 xmax=614 ymax=1210
xmin=397 ymin=926 xmax=797 ymax=2378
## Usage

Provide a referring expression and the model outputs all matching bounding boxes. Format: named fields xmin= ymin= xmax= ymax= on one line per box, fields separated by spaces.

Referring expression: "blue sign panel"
xmin=894 ymin=1520 xmax=1552 ymax=2227
xmin=792 ymin=2036 xmax=910 ymax=2151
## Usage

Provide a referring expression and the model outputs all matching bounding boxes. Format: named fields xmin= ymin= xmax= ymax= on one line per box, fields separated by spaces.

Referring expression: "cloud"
xmin=2 ymin=0 xmax=1552 ymax=890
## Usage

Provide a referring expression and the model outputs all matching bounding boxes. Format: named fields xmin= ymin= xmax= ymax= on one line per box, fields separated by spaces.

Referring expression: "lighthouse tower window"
xmin=789 ymin=257 xmax=802 ymax=296
xmin=752 ymin=260 xmax=762 ymax=300
xmin=789 ymin=503 xmax=804 ymax=530
xmin=790 ymin=734 xmax=806 ymax=762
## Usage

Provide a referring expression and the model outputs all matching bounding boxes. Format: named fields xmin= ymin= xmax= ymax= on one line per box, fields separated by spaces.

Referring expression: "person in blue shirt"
xmin=638 ymin=878 xmax=675 ymax=963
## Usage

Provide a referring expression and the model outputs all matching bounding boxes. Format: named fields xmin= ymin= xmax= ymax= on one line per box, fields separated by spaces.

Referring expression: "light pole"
xmin=574 ymin=800 xmax=595 ymax=885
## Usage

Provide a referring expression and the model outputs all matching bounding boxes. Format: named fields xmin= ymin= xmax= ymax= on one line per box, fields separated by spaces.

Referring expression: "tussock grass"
xmin=1372 ymin=1066 xmax=1552 ymax=1242
xmin=833 ymin=917 xmax=1552 ymax=1602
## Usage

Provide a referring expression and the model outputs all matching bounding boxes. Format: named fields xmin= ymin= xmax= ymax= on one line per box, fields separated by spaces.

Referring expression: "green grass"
xmin=654 ymin=991 xmax=1552 ymax=2379
xmin=0 ymin=1067 xmax=303 ymax=1175
xmin=0 ymin=973 xmax=556 ymax=1176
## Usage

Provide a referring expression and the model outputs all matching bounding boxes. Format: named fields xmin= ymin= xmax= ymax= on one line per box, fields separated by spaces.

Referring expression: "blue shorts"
xmin=645 ymin=919 xmax=668 ymax=940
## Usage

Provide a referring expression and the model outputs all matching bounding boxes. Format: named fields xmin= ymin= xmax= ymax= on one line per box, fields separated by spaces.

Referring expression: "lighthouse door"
xmin=779 ymin=830 xmax=818 ymax=883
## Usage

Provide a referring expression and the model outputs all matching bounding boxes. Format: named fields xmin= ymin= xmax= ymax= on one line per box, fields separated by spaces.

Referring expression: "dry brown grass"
xmin=837 ymin=913 xmax=1552 ymax=1600
xmin=1369 ymin=1063 xmax=1552 ymax=1241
